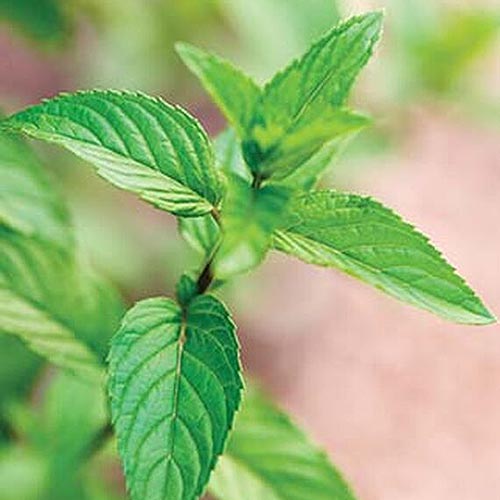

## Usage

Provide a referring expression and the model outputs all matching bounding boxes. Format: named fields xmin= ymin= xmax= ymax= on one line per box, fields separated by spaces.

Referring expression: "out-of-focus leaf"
xmin=214 ymin=175 xmax=290 ymax=279
xmin=413 ymin=10 xmax=500 ymax=94
xmin=209 ymin=385 xmax=356 ymax=500
xmin=0 ymin=0 xmax=69 ymax=45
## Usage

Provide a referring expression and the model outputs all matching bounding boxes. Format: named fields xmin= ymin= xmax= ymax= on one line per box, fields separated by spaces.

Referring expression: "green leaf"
xmin=209 ymin=385 xmax=356 ymax=500
xmin=176 ymin=43 xmax=261 ymax=137
xmin=108 ymin=295 xmax=243 ymax=500
xmin=248 ymin=107 xmax=369 ymax=180
xmin=276 ymin=135 xmax=352 ymax=192
xmin=413 ymin=9 xmax=500 ymax=94
xmin=0 ymin=227 xmax=122 ymax=379
xmin=178 ymin=215 xmax=220 ymax=258
xmin=0 ymin=0 xmax=69 ymax=45
xmin=2 ymin=90 xmax=223 ymax=217
xmin=214 ymin=128 xmax=252 ymax=183
xmin=214 ymin=175 xmax=290 ymax=279
xmin=243 ymin=12 xmax=382 ymax=177
xmin=0 ymin=129 xmax=70 ymax=248
xmin=273 ymin=191 xmax=495 ymax=325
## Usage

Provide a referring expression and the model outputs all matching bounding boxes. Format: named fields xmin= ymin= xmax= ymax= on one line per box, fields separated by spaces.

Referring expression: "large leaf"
xmin=214 ymin=175 xmax=290 ymax=279
xmin=243 ymin=12 xmax=382 ymax=177
xmin=209 ymin=385 xmax=356 ymax=500
xmin=273 ymin=191 xmax=495 ymax=324
xmin=2 ymin=90 xmax=223 ymax=217
xmin=0 ymin=129 xmax=70 ymax=248
xmin=108 ymin=295 xmax=243 ymax=500
xmin=176 ymin=43 xmax=261 ymax=137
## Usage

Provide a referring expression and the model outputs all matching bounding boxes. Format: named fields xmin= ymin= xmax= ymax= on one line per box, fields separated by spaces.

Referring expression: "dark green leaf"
xmin=108 ymin=295 xmax=243 ymax=500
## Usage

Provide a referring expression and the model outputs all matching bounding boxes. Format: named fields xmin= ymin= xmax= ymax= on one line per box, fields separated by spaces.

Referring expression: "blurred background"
xmin=1 ymin=0 xmax=499 ymax=499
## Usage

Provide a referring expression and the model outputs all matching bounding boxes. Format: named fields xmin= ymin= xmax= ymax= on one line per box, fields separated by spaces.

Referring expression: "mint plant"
xmin=0 ymin=11 xmax=495 ymax=500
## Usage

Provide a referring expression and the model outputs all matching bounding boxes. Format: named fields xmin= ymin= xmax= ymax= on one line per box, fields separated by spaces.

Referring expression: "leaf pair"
xmin=177 ymin=12 xmax=381 ymax=182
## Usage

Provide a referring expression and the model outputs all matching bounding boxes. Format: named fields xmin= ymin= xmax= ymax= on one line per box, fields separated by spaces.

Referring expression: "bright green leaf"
xmin=276 ymin=135 xmax=352 ymax=192
xmin=214 ymin=175 xmax=290 ymax=279
xmin=178 ymin=214 xmax=220 ymax=257
xmin=214 ymin=128 xmax=252 ymax=183
xmin=108 ymin=295 xmax=243 ymax=500
xmin=176 ymin=43 xmax=261 ymax=137
xmin=248 ymin=107 xmax=369 ymax=180
xmin=2 ymin=90 xmax=223 ymax=217
xmin=243 ymin=12 xmax=382 ymax=177
xmin=273 ymin=191 xmax=495 ymax=325
xmin=209 ymin=385 xmax=356 ymax=500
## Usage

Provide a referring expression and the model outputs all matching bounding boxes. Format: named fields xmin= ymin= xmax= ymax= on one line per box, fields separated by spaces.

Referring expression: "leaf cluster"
xmin=0 ymin=11 xmax=496 ymax=500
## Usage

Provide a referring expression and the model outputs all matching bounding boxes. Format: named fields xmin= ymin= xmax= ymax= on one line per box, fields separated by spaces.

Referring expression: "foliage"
xmin=0 ymin=10 xmax=496 ymax=500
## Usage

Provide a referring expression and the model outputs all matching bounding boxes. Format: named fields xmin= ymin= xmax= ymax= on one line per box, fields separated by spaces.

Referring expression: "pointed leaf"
xmin=176 ymin=43 xmax=261 ymax=137
xmin=273 ymin=190 xmax=495 ymax=324
xmin=243 ymin=12 xmax=382 ymax=177
xmin=214 ymin=175 xmax=290 ymax=279
xmin=2 ymin=90 xmax=223 ymax=217
xmin=209 ymin=385 xmax=356 ymax=500
xmin=108 ymin=295 xmax=243 ymax=500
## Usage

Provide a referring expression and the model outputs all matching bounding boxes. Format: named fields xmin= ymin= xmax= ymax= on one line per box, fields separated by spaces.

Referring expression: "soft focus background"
xmin=1 ymin=1 xmax=499 ymax=499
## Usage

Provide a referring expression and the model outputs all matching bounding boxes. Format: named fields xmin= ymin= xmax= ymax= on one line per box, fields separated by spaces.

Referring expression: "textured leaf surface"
xmin=176 ymin=43 xmax=261 ymax=137
xmin=3 ymin=90 xmax=223 ymax=216
xmin=178 ymin=214 xmax=220 ymax=257
xmin=0 ymin=129 xmax=70 ymax=248
xmin=214 ymin=128 xmax=251 ymax=183
xmin=209 ymin=385 xmax=356 ymax=500
xmin=243 ymin=12 xmax=382 ymax=177
xmin=214 ymin=175 xmax=290 ymax=279
xmin=108 ymin=295 xmax=243 ymax=500
xmin=273 ymin=191 xmax=495 ymax=324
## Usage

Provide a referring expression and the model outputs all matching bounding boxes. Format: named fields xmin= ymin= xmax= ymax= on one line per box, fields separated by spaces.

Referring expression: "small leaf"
xmin=273 ymin=190 xmax=495 ymax=324
xmin=214 ymin=128 xmax=252 ymax=183
xmin=108 ymin=295 xmax=243 ymax=500
xmin=243 ymin=12 xmax=382 ymax=177
xmin=178 ymin=215 xmax=220 ymax=257
xmin=277 ymin=135 xmax=352 ymax=192
xmin=176 ymin=43 xmax=261 ymax=137
xmin=209 ymin=385 xmax=356 ymax=500
xmin=247 ymin=106 xmax=369 ymax=180
xmin=214 ymin=175 xmax=290 ymax=279
xmin=2 ymin=90 xmax=223 ymax=217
